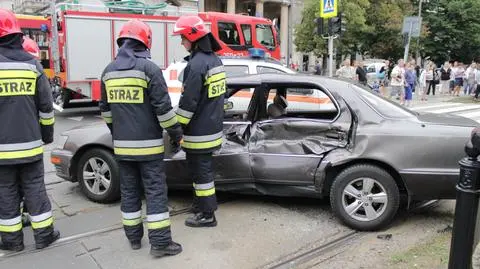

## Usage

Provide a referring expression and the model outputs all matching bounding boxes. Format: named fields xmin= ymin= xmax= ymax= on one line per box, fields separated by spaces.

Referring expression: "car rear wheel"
xmin=330 ymin=164 xmax=400 ymax=231
xmin=77 ymin=148 xmax=120 ymax=203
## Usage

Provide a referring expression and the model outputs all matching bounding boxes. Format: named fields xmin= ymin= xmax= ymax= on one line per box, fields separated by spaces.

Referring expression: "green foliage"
xmin=293 ymin=0 xmax=480 ymax=63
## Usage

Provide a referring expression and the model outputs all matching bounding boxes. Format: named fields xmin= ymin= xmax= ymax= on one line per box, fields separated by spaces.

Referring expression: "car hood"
xmin=417 ymin=112 xmax=478 ymax=127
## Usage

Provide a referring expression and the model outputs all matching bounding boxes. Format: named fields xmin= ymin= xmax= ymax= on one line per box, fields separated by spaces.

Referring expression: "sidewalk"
xmin=0 ymin=199 xmax=352 ymax=269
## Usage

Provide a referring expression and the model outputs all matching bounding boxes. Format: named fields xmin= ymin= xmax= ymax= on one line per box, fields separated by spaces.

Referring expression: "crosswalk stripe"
xmin=458 ymin=110 xmax=480 ymax=118
xmin=410 ymin=103 xmax=464 ymax=111
xmin=429 ymin=104 xmax=480 ymax=114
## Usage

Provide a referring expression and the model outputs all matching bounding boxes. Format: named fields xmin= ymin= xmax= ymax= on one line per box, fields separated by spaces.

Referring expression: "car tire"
xmin=76 ymin=148 xmax=120 ymax=203
xmin=330 ymin=164 xmax=400 ymax=231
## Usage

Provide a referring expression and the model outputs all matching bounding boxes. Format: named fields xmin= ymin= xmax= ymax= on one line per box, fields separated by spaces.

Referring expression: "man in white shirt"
xmin=390 ymin=59 xmax=406 ymax=103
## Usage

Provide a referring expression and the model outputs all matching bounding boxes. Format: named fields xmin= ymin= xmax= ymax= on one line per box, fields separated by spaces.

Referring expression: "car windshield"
xmin=256 ymin=24 xmax=275 ymax=49
xmin=351 ymin=84 xmax=418 ymax=119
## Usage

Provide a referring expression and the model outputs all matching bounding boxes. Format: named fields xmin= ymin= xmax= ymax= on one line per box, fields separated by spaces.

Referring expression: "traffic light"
xmin=313 ymin=17 xmax=324 ymax=35
xmin=328 ymin=13 xmax=346 ymax=35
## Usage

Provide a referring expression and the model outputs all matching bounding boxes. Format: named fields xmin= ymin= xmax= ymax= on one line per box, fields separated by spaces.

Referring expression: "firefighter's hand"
xmin=170 ymin=139 xmax=182 ymax=154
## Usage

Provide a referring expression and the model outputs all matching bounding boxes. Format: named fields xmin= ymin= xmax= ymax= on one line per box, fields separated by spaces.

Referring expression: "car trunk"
xmin=417 ymin=112 xmax=478 ymax=127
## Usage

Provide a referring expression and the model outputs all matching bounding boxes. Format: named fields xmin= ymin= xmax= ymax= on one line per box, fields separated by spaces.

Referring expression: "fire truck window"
xmin=218 ymin=22 xmax=240 ymax=46
xmin=22 ymin=29 xmax=50 ymax=69
xmin=241 ymin=24 xmax=252 ymax=46
xmin=256 ymin=24 xmax=275 ymax=49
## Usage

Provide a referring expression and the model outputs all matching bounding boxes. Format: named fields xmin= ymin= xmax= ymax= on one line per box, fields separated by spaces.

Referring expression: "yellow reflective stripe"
xmin=40 ymin=117 xmax=55 ymax=125
xmin=114 ymin=146 xmax=164 ymax=156
xmin=177 ymin=114 xmax=191 ymax=125
xmin=123 ymin=218 xmax=143 ymax=226
xmin=205 ymin=72 xmax=226 ymax=85
xmin=195 ymin=188 xmax=216 ymax=197
xmin=160 ymin=116 xmax=178 ymax=128
xmin=105 ymin=78 xmax=147 ymax=88
xmin=0 ymin=146 xmax=43 ymax=159
xmin=147 ymin=219 xmax=171 ymax=230
xmin=182 ymin=138 xmax=222 ymax=150
xmin=31 ymin=216 xmax=53 ymax=229
xmin=0 ymin=223 xmax=22 ymax=232
xmin=0 ymin=70 xmax=37 ymax=79
xmin=103 ymin=117 xmax=112 ymax=123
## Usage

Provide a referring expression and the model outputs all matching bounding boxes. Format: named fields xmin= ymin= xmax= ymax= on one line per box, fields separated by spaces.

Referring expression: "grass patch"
xmin=389 ymin=231 xmax=452 ymax=269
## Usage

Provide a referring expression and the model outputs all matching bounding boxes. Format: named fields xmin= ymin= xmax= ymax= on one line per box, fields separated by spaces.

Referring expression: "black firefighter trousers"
xmin=0 ymin=160 xmax=55 ymax=245
xmin=119 ymin=159 xmax=172 ymax=247
xmin=187 ymin=152 xmax=218 ymax=214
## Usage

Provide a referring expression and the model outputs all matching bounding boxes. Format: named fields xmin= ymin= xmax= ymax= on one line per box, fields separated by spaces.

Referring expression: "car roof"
xmin=225 ymin=73 xmax=352 ymax=96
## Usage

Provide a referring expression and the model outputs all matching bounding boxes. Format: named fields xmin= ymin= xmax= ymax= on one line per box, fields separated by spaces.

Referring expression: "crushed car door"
xmin=248 ymin=86 xmax=352 ymax=186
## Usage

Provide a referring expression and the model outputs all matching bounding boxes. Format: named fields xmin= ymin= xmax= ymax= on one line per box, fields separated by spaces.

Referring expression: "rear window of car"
xmin=351 ymin=84 xmax=416 ymax=119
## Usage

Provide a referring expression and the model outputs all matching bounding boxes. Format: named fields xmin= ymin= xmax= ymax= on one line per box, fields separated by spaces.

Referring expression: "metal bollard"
xmin=449 ymin=128 xmax=480 ymax=269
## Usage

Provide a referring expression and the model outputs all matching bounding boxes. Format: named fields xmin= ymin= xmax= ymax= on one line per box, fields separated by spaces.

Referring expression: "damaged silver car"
xmin=51 ymin=74 xmax=476 ymax=231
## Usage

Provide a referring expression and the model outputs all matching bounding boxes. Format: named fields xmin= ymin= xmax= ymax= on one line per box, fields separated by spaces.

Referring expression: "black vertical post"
xmin=449 ymin=128 xmax=480 ymax=269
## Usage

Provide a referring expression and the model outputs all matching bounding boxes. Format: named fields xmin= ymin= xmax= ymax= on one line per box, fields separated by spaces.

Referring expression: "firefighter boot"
xmin=185 ymin=212 xmax=217 ymax=228
xmin=0 ymin=242 xmax=24 ymax=252
xmin=150 ymin=241 xmax=182 ymax=258
xmin=130 ymin=240 xmax=141 ymax=250
xmin=35 ymin=230 xmax=60 ymax=249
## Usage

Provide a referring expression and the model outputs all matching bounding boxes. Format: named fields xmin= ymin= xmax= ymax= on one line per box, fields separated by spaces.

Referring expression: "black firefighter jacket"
xmin=176 ymin=45 xmax=226 ymax=154
xmin=0 ymin=35 xmax=54 ymax=165
xmin=99 ymin=40 xmax=182 ymax=162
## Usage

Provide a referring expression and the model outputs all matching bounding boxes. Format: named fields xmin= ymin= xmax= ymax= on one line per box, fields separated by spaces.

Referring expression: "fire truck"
xmin=15 ymin=14 xmax=53 ymax=78
xmin=45 ymin=3 xmax=281 ymax=107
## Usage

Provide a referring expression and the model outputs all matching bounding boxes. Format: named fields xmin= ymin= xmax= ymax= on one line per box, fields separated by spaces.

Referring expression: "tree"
xmin=361 ymin=0 xmax=415 ymax=61
xmin=293 ymin=0 xmax=327 ymax=57
xmin=421 ymin=0 xmax=480 ymax=64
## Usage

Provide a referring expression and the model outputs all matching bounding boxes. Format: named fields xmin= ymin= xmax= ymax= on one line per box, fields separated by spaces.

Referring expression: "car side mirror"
xmin=224 ymin=100 xmax=234 ymax=111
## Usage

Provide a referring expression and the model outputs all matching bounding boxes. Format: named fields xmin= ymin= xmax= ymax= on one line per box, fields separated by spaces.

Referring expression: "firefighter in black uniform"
xmin=99 ymin=19 xmax=183 ymax=257
xmin=0 ymin=9 xmax=60 ymax=252
xmin=172 ymin=15 xmax=226 ymax=227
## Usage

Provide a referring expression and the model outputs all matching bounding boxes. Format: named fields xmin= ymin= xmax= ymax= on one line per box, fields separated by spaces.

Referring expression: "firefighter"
xmin=18 ymin=36 xmax=42 ymax=229
xmin=22 ymin=36 xmax=40 ymax=59
xmin=99 ymin=19 xmax=183 ymax=257
xmin=0 ymin=9 xmax=60 ymax=252
xmin=172 ymin=15 xmax=226 ymax=227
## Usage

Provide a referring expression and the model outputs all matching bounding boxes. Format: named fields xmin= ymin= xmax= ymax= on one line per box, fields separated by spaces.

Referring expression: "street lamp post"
xmin=416 ymin=0 xmax=428 ymax=65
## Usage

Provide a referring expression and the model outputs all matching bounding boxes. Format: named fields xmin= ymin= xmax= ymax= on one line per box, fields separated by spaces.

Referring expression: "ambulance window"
xmin=241 ymin=24 xmax=252 ymax=46
xmin=256 ymin=24 xmax=275 ymax=49
xmin=225 ymin=65 xmax=249 ymax=78
xmin=218 ymin=22 xmax=241 ymax=46
xmin=257 ymin=66 xmax=285 ymax=74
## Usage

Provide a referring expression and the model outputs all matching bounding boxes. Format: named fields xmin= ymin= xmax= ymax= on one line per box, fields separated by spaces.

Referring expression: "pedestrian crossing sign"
xmin=320 ymin=0 xmax=337 ymax=18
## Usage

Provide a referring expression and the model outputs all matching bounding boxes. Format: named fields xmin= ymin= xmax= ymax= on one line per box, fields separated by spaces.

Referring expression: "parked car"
xmin=51 ymin=74 xmax=475 ymax=231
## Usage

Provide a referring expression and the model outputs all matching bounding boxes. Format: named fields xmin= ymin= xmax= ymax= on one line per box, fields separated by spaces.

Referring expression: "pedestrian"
xmin=404 ymin=62 xmax=416 ymax=107
xmin=419 ymin=66 xmax=428 ymax=101
xmin=390 ymin=59 xmax=406 ymax=104
xmin=99 ymin=19 xmax=183 ymax=257
xmin=336 ymin=59 xmax=355 ymax=80
xmin=465 ymin=63 xmax=477 ymax=96
xmin=440 ymin=61 xmax=452 ymax=95
xmin=172 ymin=15 xmax=225 ymax=227
xmin=452 ymin=61 xmax=465 ymax=97
xmin=378 ymin=60 xmax=390 ymax=97
xmin=354 ymin=60 xmax=367 ymax=85
xmin=0 ymin=9 xmax=60 ymax=252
